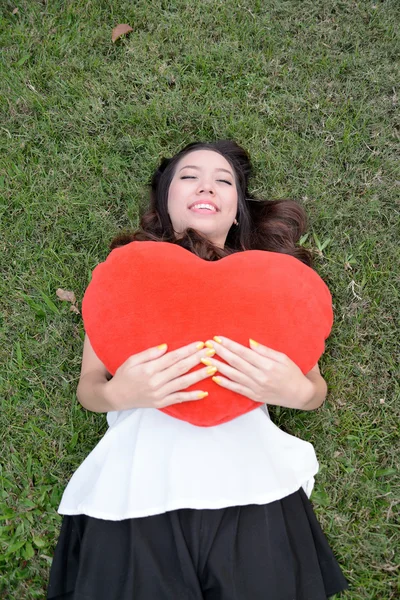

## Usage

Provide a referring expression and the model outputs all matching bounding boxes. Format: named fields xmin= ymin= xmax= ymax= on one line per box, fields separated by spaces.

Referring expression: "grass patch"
xmin=1 ymin=0 xmax=399 ymax=597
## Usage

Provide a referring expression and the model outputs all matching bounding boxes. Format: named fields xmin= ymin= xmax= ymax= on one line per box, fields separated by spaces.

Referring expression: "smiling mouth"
xmin=189 ymin=203 xmax=218 ymax=213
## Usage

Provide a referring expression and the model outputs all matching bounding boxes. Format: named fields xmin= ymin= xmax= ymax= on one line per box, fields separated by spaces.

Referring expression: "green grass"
xmin=1 ymin=0 xmax=399 ymax=597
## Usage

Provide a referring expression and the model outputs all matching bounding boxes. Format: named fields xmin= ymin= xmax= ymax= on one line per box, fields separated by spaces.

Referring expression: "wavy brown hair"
xmin=110 ymin=140 xmax=312 ymax=266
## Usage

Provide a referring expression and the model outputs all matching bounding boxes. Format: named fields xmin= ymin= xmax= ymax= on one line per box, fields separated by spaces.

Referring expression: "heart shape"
xmin=82 ymin=241 xmax=333 ymax=427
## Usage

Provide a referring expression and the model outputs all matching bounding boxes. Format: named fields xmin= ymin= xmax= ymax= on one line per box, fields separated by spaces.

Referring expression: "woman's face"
xmin=167 ymin=150 xmax=238 ymax=248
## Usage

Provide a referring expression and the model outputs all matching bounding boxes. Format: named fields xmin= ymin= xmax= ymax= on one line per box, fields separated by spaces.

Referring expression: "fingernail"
xmin=206 ymin=366 xmax=218 ymax=375
xmin=205 ymin=349 xmax=216 ymax=357
xmin=197 ymin=391 xmax=208 ymax=399
xmin=213 ymin=336 xmax=223 ymax=344
xmin=201 ymin=358 xmax=212 ymax=366
xmin=249 ymin=338 xmax=259 ymax=347
xmin=212 ymin=376 xmax=222 ymax=384
xmin=157 ymin=343 xmax=168 ymax=350
xmin=205 ymin=341 xmax=214 ymax=349
xmin=196 ymin=342 xmax=205 ymax=350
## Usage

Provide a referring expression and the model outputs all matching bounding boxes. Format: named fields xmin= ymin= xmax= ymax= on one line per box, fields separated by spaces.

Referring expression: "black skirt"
xmin=47 ymin=487 xmax=348 ymax=600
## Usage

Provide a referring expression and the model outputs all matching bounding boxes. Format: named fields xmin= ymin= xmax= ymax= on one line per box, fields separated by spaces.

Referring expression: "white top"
xmin=58 ymin=404 xmax=319 ymax=521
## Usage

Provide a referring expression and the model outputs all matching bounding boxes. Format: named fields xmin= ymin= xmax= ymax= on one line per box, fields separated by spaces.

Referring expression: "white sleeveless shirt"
xmin=58 ymin=403 xmax=319 ymax=521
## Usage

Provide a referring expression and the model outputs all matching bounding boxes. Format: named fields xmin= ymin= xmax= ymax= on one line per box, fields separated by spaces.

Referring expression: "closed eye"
xmin=180 ymin=176 xmax=232 ymax=185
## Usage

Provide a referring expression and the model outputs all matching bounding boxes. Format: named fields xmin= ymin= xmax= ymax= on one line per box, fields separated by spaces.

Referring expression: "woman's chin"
xmin=173 ymin=221 xmax=227 ymax=246
xmin=182 ymin=220 xmax=215 ymax=233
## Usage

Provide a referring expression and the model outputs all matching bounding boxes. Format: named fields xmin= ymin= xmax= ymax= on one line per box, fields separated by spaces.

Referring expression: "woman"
xmin=47 ymin=140 xmax=348 ymax=599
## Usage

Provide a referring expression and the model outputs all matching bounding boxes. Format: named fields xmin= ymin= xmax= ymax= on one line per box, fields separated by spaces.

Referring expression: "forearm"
xmin=76 ymin=372 xmax=116 ymax=413
xmin=266 ymin=370 xmax=327 ymax=411
xmin=299 ymin=371 xmax=327 ymax=410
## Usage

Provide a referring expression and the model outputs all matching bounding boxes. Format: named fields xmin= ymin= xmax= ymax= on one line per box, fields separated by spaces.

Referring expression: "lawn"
xmin=1 ymin=0 xmax=399 ymax=597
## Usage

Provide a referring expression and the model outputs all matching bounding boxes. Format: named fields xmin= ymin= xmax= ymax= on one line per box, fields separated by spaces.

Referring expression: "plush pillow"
xmin=82 ymin=241 xmax=333 ymax=427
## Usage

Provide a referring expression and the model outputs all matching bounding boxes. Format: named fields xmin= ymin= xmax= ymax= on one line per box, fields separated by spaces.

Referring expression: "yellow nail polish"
xmin=196 ymin=342 xmax=205 ymax=350
xmin=249 ymin=338 xmax=259 ymax=347
xmin=157 ymin=343 xmax=168 ymax=350
xmin=212 ymin=376 xmax=222 ymax=384
xmin=213 ymin=336 xmax=223 ymax=344
xmin=197 ymin=391 xmax=208 ymax=399
xmin=206 ymin=366 xmax=218 ymax=375
xmin=201 ymin=358 xmax=212 ymax=366
xmin=205 ymin=341 xmax=214 ymax=349
xmin=205 ymin=349 xmax=216 ymax=357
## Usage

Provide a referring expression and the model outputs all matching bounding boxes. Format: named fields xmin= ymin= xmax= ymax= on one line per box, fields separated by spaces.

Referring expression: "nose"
xmin=197 ymin=178 xmax=215 ymax=195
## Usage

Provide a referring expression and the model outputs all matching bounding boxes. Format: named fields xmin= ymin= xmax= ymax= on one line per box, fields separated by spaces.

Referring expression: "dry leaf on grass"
xmin=56 ymin=288 xmax=76 ymax=304
xmin=56 ymin=288 xmax=81 ymax=315
xmin=112 ymin=24 xmax=133 ymax=43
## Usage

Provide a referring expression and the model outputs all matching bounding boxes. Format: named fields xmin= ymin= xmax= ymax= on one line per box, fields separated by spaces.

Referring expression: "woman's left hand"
xmin=204 ymin=336 xmax=315 ymax=410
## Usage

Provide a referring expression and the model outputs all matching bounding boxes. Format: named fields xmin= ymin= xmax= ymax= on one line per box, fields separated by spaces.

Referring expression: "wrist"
xmin=298 ymin=376 xmax=316 ymax=409
xmin=77 ymin=372 xmax=119 ymax=413
xmin=300 ymin=372 xmax=327 ymax=410
xmin=102 ymin=378 xmax=119 ymax=411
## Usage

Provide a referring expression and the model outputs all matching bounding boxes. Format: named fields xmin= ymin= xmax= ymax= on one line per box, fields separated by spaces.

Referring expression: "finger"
xmin=157 ymin=390 xmax=209 ymax=408
xmin=211 ymin=375 xmax=261 ymax=403
xmin=207 ymin=336 xmax=287 ymax=368
xmin=133 ymin=341 xmax=205 ymax=373
xmin=156 ymin=341 xmax=206 ymax=371
xmin=247 ymin=339 xmax=290 ymax=364
xmin=161 ymin=365 xmax=218 ymax=397
xmin=125 ymin=342 xmax=170 ymax=367
xmin=205 ymin=338 xmax=265 ymax=375
xmin=200 ymin=357 xmax=256 ymax=389
xmin=153 ymin=347 xmax=216 ymax=389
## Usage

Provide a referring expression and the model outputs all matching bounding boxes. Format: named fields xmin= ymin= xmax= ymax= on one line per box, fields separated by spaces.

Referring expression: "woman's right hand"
xmin=104 ymin=342 xmax=217 ymax=411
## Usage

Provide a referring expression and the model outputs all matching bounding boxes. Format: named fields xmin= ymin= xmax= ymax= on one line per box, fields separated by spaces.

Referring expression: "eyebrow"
xmin=179 ymin=165 xmax=233 ymax=176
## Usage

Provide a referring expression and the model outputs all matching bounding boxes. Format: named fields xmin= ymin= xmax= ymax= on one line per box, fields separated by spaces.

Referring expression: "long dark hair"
xmin=110 ymin=140 xmax=312 ymax=266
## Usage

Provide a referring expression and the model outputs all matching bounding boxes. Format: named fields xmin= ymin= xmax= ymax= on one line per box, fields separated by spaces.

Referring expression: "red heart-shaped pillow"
xmin=82 ymin=241 xmax=333 ymax=426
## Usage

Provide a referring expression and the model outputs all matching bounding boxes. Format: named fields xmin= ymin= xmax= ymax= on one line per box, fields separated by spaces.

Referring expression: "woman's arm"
xmin=76 ymin=335 xmax=217 ymax=413
xmin=76 ymin=336 xmax=116 ymax=413
xmin=300 ymin=363 xmax=328 ymax=411
xmin=202 ymin=337 xmax=329 ymax=412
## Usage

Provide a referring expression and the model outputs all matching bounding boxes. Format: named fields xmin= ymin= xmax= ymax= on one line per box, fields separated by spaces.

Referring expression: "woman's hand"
xmin=104 ymin=341 xmax=218 ymax=411
xmin=202 ymin=336 xmax=326 ymax=410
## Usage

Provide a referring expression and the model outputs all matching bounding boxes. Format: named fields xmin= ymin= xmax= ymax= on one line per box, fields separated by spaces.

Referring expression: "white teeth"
xmin=191 ymin=203 xmax=216 ymax=212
